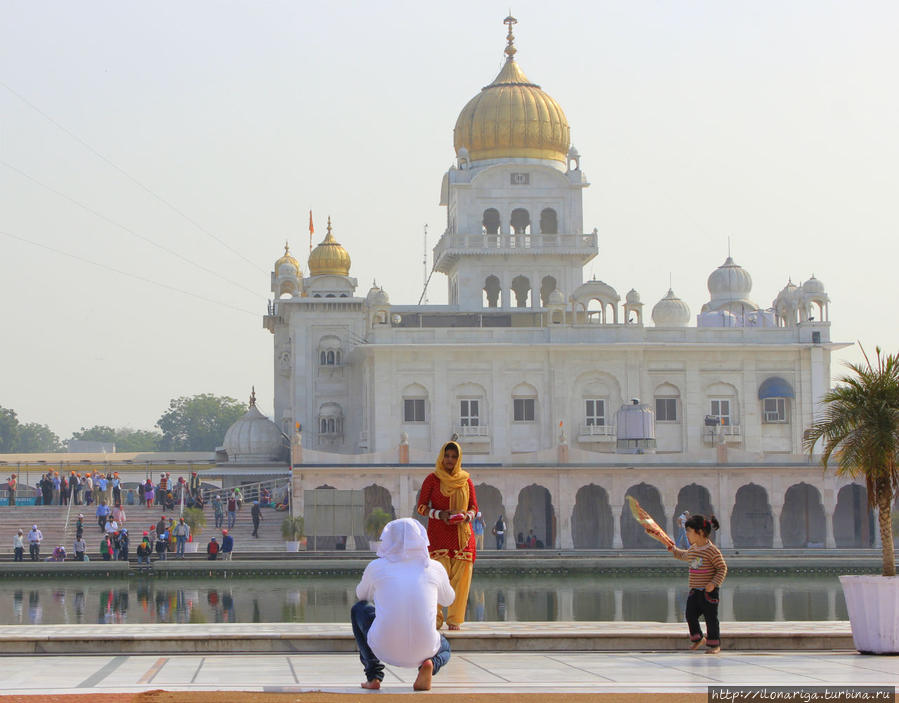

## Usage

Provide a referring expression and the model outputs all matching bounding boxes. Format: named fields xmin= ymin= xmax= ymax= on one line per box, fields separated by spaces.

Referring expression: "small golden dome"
xmin=308 ymin=217 xmax=351 ymax=277
xmin=453 ymin=16 xmax=570 ymax=164
xmin=274 ymin=241 xmax=301 ymax=276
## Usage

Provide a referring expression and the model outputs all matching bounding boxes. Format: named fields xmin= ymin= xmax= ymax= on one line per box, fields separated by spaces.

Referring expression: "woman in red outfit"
xmin=416 ymin=441 xmax=478 ymax=629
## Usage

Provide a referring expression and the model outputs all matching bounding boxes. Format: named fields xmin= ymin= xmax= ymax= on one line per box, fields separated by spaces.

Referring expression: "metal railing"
xmin=702 ymin=424 xmax=743 ymax=442
xmin=453 ymin=424 xmax=491 ymax=438
xmin=578 ymin=424 xmax=617 ymax=439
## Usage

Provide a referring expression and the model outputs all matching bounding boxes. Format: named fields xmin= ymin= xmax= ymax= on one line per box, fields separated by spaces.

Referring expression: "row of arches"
xmin=482 ymin=207 xmax=558 ymax=235
xmin=355 ymin=481 xmax=875 ymax=550
xmin=483 ymin=274 xmax=557 ymax=308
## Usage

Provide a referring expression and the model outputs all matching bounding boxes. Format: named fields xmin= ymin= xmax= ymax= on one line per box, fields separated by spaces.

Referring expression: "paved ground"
xmin=0 ymin=650 xmax=896 ymax=695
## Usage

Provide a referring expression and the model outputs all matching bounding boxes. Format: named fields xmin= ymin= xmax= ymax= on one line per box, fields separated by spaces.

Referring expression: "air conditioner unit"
xmin=765 ymin=411 xmax=782 ymax=423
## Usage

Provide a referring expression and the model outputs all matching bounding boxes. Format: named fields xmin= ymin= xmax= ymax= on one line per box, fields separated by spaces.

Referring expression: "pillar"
xmin=721 ymin=588 xmax=735 ymax=622
xmin=504 ymin=487 xmax=519 ymax=551
xmin=771 ymin=497 xmax=784 ymax=548
xmin=666 ymin=587 xmax=676 ymax=623
xmin=614 ymin=589 xmax=624 ymax=622
xmin=397 ymin=474 xmax=412 ymax=519
xmin=553 ymin=484 xmax=572 ymax=550
xmin=611 ymin=502 xmax=623 ymax=549
xmin=774 ymin=587 xmax=784 ymax=622
xmin=823 ymin=489 xmax=836 ymax=549
xmin=716 ymin=472 xmax=731 ymax=549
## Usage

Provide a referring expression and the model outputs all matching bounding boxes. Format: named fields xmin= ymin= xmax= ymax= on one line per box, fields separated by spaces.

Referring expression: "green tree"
xmin=156 ymin=394 xmax=246 ymax=451
xmin=70 ymin=425 xmax=117 ymax=444
xmin=805 ymin=347 xmax=899 ymax=577
xmin=0 ymin=407 xmax=19 ymax=452
xmin=16 ymin=423 xmax=63 ymax=453
xmin=114 ymin=428 xmax=162 ymax=452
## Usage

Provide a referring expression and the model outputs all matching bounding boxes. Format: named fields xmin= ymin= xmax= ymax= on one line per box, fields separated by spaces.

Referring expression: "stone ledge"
xmin=0 ymin=621 xmax=855 ymax=654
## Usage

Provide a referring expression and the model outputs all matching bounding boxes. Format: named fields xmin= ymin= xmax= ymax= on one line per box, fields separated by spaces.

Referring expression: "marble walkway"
xmin=0 ymin=650 xmax=897 ymax=695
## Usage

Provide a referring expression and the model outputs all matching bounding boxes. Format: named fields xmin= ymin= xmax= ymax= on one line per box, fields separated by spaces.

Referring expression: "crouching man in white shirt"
xmin=352 ymin=517 xmax=454 ymax=691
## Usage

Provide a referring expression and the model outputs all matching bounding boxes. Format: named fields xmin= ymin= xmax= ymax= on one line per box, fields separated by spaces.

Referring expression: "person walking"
xmin=39 ymin=473 xmax=52 ymax=506
xmin=212 ymin=495 xmax=224 ymax=529
xmin=676 ymin=511 xmax=690 ymax=549
xmin=84 ymin=472 xmax=94 ymax=506
xmin=13 ymin=529 xmax=25 ymax=561
xmin=226 ymin=493 xmax=237 ymax=530
xmin=221 ymin=529 xmax=234 ymax=560
xmin=351 ymin=518 xmax=454 ymax=691
xmin=472 ymin=512 xmax=485 ymax=550
xmin=663 ymin=514 xmax=727 ymax=654
xmin=415 ymin=441 xmax=478 ymax=630
xmin=251 ymin=501 xmax=262 ymax=537
xmin=7 ymin=474 xmax=17 ymax=507
xmin=173 ymin=517 xmax=190 ymax=559
xmin=27 ymin=524 xmax=42 ymax=561
xmin=492 ymin=515 xmax=505 ymax=550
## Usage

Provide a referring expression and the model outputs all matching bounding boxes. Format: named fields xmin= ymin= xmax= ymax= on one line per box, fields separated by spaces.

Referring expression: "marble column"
xmin=397 ymin=474 xmax=412 ymax=519
xmin=559 ymin=588 xmax=574 ymax=621
xmin=721 ymin=588 xmax=735 ymax=622
xmin=823 ymin=490 xmax=836 ymax=549
xmin=504 ymin=487 xmax=519 ymax=551
xmin=771 ymin=499 xmax=784 ymax=548
xmin=611 ymin=503 xmax=623 ymax=549
xmin=774 ymin=587 xmax=784 ymax=621
xmin=666 ymin=587 xmax=677 ymax=623
xmin=614 ymin=589 xmax=624 ymax=622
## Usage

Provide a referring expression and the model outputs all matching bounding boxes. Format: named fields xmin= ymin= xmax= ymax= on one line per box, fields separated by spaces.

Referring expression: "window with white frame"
xmin=763 ymin=397 xmax=788 ymax=423
xmin=584 ymin=399 xmax=606 ymax=426
xmin=403 ymin=398 xmax=426 ymax=423
xmin=709 ymin=399 xmax=731 ymax=426
xmin=318 ymin=403 xmax=344 ymax=436
xmin=655 ymin=397 xmax=678 ymax=423
xmin=318 ymin=336 xmax=342 ymax=366
xmin=513 ymin=397 xmax=536 ymax=422
xmin=459 ymin=399 xmax=480 ymax=426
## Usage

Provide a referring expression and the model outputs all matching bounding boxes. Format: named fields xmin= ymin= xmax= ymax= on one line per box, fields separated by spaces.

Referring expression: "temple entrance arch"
xmin=731 ymin=483 xmax=773 ymax=547
xmin=781 ymin=483 xmax=826 ymax=548
xmin=572 ymin=484 xmax=613 ymax=548
xmin=833 ymin=484 xmax=874 ymax=547
xmin=621 ymin=483 xmax=665 ymax=549
xmin=475 ymin=483 xmax=505 ymax=549
xmin=672 ymin=483 xmax=715 ymax=534
xmin=514 ymin=484 xmax=555 ymax=548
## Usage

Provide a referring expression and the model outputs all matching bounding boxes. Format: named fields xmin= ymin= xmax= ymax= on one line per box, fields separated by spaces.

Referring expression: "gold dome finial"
xmin=308 ymin=215 xmax=351 ymax=277
xmin=250 ymin=386 xmax=256 ymax=407
xmin=503 ymin=14 xmax=518 ymax=61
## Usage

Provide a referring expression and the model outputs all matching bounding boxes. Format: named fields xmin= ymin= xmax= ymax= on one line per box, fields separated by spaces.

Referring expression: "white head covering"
xmin=376 ymin=518 xmax=429 ymax=566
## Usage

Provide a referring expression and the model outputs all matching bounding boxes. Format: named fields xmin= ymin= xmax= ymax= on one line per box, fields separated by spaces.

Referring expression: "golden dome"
xmin=308 ymin=217 xmax=351 ymax=277
xmin=274 ymin=241 xmax=301 ymax=276
xmin=453 ymin=16 xmax=570 ymax=164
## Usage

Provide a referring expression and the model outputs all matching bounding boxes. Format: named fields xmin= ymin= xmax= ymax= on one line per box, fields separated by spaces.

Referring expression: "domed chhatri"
xmin=308 ymin=217 xmax=351 ymax=277
xmin=366 ymin=283 xmax=389 ymax=307
xmin=274 ymin=241 xmax=300 ymax=277
xmin=453 ymin=16 xmax=570 ymax=164
xmin=222 ymin=388 xmax=284 ymax=464
xmin=652 ymin=289 xmax=691 ymax=327
xmin=702 ymin=255 xmax=758 ymax=315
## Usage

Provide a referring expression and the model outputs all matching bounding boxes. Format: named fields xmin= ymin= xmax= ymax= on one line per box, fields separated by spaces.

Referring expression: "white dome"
xmin=548 ymin=288 xmax=565 ymax=305
xmin=802 ymin=276 xmax=827 ymax=297
xmin=626 ymin=288 xmax=641 ymax=305
xmin=773 ymin=280 xmax=799 ymax=309
xmin=366 ymin=285 xmax=389 ymax=306
xmin=652 ymin=289 xmax=691 ymax=327
xmin=222 ymin=404 xmax=283 ymax=464
xmin=708 ymin=256 xmax=752 ymax=299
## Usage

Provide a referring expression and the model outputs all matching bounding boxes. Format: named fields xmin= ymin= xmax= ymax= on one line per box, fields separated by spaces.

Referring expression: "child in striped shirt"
xmin=667 ymin=514 xmax=727 ymax=654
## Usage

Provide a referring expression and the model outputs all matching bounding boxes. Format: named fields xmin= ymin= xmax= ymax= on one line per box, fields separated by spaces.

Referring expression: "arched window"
xmin=510 ymin=208 xmax=531 ymax=235
xmin=512 ymin=383 xmax=537 ymax=423
xmin=540 ymin=208 xmax=558 ymax=234
xmin=319 ymin=336 xmax=342 ymax=366
xmin=482 ymin=208 xmax=500 ymax=235
xmin=540 ymin=276 xmax=557 ymax=307
xmin=319 ymin=403 xmax=344 ymax=436
xmin=402 ymin=383 xmax=428 ymax=424
xmin=483 ymin=275 xmax=500 ymax=308
xmin=511 ymin=275 xmax=531 ymax=308
xmin=654 ymin=382 xmax=681 ymax=423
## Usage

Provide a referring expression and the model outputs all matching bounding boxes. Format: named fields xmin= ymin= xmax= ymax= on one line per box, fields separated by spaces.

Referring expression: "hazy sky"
xmin=1 ymin=1 xmax=897 ymax=439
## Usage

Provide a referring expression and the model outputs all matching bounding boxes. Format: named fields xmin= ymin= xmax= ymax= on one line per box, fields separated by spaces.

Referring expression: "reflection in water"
xmin=0 ymin=574 xmax=850 ymax=625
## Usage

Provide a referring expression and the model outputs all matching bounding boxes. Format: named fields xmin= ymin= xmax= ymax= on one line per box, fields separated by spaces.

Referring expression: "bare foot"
xmin=413 ymin=659 xmax=433 ymax=691
xmin=361 ymin=679 xmax=381 ymax=690
xmin=706 ymin=646 xmax=721 ymax=654
xmin=689 ymin=637 xmax=706 ymax=651
xmin=448 ymin=623 xmax=461 ymax=630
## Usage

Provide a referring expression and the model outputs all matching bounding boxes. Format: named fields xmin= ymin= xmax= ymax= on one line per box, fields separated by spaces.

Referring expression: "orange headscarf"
xmin=433 ymin=441 xmax=471 ymax=550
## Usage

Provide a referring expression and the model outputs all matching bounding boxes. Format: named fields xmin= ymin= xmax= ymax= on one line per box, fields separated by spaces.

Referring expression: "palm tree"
xmin=804 ymin=347 xmax=899 ymax=577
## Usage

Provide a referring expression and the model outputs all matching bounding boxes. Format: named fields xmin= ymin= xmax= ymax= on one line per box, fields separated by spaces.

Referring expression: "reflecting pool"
xmin=0 ymin=574 xmax=849 ymax=625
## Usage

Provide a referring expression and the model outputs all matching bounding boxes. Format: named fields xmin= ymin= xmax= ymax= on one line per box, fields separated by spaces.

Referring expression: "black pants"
xmin=252 ymin=518 xmax=260 ymax=536
xmin=14 ymin=547 xmax=23 ymax=561
xmin=29 ymin=543 xmax=40 ymax=561
xmin=685 ymin=587 xmax=720 ymax=648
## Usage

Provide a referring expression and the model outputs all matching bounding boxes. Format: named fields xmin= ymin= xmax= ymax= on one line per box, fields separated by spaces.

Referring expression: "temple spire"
xmin=503 ymin=15 xmax=518 ymax=61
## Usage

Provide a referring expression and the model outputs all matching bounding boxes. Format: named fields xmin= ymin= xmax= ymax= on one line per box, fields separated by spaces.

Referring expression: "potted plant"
xmin=805 ymin=347 xmax=899 ymax=653
xmin=182 ymin=507 xmax=206 ymax=553
xmin=281 ymin=515 xmax=304 ymax=552
xmin=365 ymin=507 xmax=392 ymax=551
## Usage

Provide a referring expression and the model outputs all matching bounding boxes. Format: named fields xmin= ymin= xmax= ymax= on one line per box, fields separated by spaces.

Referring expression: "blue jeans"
xmin=227 ymin=511 xmax=236 ymax=529
xmin=350 ymin=600 xmax=450 ymax=682
xmin=176 ymin=535 xmax=186 ymax=555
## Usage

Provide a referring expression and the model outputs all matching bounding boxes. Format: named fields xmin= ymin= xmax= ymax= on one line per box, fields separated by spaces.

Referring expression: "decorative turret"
xmin=652 ymin=289 xmax=691 ymax=327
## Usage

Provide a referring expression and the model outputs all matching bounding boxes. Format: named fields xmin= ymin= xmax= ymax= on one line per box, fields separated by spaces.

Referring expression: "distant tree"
xmin=0 ymin=407 xmax=18 ymax=453
xmin=70 ymin=425 xmax=117 ymax=444
xmin=115 ymin=428 xmax=162 ymax=452
xmin=156 ymin=394 xmax=246 ymax=451
xmin=17 ymin=423 xmax=63 ymax=453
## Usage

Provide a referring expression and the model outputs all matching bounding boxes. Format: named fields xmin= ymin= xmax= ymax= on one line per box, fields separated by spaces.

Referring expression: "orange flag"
xmin=308 ymin=211 xmax=314 ymax=253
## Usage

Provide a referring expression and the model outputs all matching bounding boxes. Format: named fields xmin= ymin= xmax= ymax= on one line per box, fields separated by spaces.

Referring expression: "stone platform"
xmin=0 ymin=621 xmax=855 ymax=654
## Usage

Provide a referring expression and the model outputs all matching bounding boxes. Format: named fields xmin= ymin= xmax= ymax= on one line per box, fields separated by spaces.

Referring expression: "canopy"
xmin=758 ymin=377 xmax=794 ymax=399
